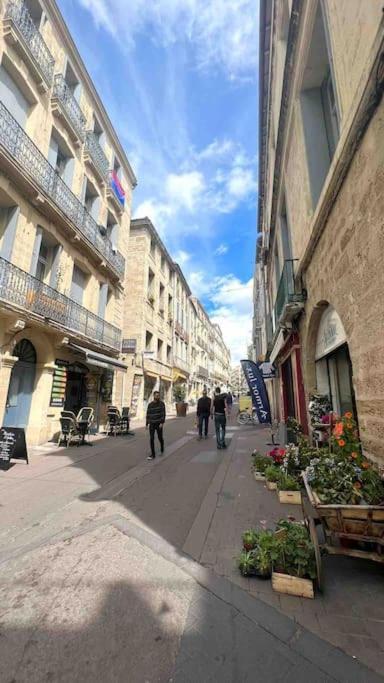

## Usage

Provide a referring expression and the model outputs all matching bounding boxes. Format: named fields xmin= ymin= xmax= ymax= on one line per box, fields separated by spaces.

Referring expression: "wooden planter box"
xmin=266 ymin=480 xmax=277 ymax=491
xmin=253 ymin=471 xmax=265 ymax=481
xmin=272 ymin=571 xmax=314 ymax=599
xmin=278 ymin=490 xmax=302 ymax=505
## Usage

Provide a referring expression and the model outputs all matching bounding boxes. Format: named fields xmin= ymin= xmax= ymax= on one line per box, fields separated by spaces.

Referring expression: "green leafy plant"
xmin=173 ymin=384 xmax=186 ymax=402
xmin=254 ymin=530 xmax=280 ymax=575
xmin=242 ymin=529 xmax=260 ymax=551
xmin=286 ymin=417 xmax=303 ymax=436
xmin=252 ymin=452 xmax=273 ymax=474
xmin=361 ymin=468 xmax=384 ymax=505
xmin=278 ymin=472 xmax=300 ymax=492
xmin=265 ymin=465 xmax=281 ymax=483
xmin=275 ymin=520 xmax=317 ymax=580
xmin=238 ymin=550 xmax=257 ymax=576
xmin=306 ymin=456 xmax=363 ymax=505
xmin=332 ymin=413 xmax=361 ymax=461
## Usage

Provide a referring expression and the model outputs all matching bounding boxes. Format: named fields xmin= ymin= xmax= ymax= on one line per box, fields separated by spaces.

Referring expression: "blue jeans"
xmin=214 ymin=414 xmax=226 ymax=447
xmin=198 ymin=414 xmax=209 ymax=437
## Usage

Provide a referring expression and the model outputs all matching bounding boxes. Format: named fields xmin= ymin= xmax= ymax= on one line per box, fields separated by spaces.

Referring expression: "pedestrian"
xmin=146 ymin=391 xmax=165 ymax=460
xmin=225 ymin=391 xmax=233 ymax=419
xmin=196 ymin=388 xmax=211 ymax=440
xmin=212 ymin=386 xmax=227 ymax=449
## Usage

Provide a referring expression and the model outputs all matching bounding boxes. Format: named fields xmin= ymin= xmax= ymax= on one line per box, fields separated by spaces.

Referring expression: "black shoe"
xmin=222 ymin=443 xmax=227 ymax=449
xmin=204 ymin=435 xmax=208 ymax=439
xmin=217 ymin=444 xmax=222 ymax=449
xmin=147 ymin=455 xmax=155 ymax=460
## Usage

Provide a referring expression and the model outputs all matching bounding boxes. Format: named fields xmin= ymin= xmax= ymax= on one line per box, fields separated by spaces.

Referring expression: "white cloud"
xmin=166 ymin=171 xmax=205 ymax=212
xmin=215 ymin=243 xmax=228 ymax=256
xmin=79 ymin=0 xmax=258 ymax=81
xmin=174 ymin=250 xmax=191 ymax=266
xmin=226 ymin=166 xmax=255 ymax=200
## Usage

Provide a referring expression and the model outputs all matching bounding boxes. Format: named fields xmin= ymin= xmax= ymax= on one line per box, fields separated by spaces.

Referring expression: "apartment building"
xmin=257 ymin=0 xmax=384 ymax=461
xmin=190 ymin=296 xmax=210 ymax=399
xmin=211 ymin=324 xmax=231 ymax=390
xmin=172 ymin=263 xmax=191 ymax=397
xmin=0 ymin=0 xmax=136 ymax=444
xmin=119 ymin=217 xmax=174 ymax=417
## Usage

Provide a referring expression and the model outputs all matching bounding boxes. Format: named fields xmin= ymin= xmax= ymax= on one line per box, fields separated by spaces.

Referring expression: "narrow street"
xmin=0 ymin=416 xmax=383 ymax=682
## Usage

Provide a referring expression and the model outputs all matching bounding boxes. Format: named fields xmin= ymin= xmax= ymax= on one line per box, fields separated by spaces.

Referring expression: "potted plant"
xmin=265 ymin=464 xmax=281 ymax=490
xmin=238 ymin=550 xmax=258 ymax=577
xmin=277 ymin=472 xmax=302 ymax=505
xmin=271 ymin=520 xmax=317 ymax=599
xmin=286 ymin=417 xmax=303 ymax=445
xmin=173 ymin=384 xmax=188 ymax=417
xmin=251 ymin=452 xmax=273 ymax=480
xmin=242 ymin=528 xmax=259 ymax=551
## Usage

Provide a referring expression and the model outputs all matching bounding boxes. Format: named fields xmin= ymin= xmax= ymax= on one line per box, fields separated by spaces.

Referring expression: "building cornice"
xmin=45 ymin=0 xmax=137 ymax=188
xmin=130 ymin=217 xmax=174 ymax=268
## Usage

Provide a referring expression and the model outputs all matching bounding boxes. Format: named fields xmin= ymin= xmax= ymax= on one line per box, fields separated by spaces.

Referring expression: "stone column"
xmin=0 ymin=354 xmax=18 ymax=425
xmin=28 ymin=362 xmax=56 ymax=445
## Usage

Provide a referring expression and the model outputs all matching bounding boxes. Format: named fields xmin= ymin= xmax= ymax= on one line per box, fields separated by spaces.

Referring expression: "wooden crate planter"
xmin=278 ymin=490 xmax=302 ymax=505
xmin=253 ymin=471 xmax=265 ymax=481
xmin=272 ymin=571 xmax=314 ymax=599
xmin=266 ymin=481 xmax=277 ymax=491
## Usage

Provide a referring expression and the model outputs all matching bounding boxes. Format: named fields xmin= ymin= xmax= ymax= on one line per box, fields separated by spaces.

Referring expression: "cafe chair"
xmin=58 ymin=414 xmax=79 ymax=447
xmin=106 ymin=406 xmax=121 ymax=436
xmin=76 ymin=406 xmax=94 ymax=446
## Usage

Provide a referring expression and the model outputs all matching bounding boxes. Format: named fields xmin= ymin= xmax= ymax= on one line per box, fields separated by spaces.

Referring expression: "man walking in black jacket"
xmin=146 ymin=391 xmax=166 ymax=460
xmin=196 ymin=389 xmax=211 ymax=440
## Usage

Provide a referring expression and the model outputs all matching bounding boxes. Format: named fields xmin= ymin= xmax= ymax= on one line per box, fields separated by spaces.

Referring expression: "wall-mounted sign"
xmin=258 ymin=362 xmax=277 ymax=380
xmin=130 ymin=374 xmax=142 ymax=417
xmin=122 ymin=338 xmax=137 ymax=353
xmin=50 ymin=360 xmax=68 ymax=407
xmin=315 ymin=306 xmax=347 ymax=360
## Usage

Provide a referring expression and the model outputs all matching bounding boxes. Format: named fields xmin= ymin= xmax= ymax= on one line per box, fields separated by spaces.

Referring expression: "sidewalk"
xmin=187 ymin=424 xmax=384 ymax=676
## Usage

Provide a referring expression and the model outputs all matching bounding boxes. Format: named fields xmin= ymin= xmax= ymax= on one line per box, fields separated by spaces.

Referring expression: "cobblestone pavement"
xmin=0 ymin=415 xmax=382 ymax=681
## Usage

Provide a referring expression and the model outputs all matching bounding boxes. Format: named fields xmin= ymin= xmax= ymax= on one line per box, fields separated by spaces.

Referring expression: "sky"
xmin=59 ymin=0 xmax=259 ymax=363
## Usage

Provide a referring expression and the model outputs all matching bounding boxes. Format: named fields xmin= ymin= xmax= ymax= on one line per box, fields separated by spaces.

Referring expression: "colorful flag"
xmin=110 ymin=170 xmax=125 ymax=206
xmin=240 ymin=359 xmax=271 ymax=424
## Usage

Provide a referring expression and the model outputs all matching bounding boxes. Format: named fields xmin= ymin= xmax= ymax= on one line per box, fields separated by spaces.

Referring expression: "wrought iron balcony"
xmin=173 ymin=356 xmax=190 ymax=375
xmin=0 ymin=257 xmax=121 ymax=351
xmin=52 ymin=74 xmax=86 ymax=144
xmin=274 ymin=259 xmax=306 ymax=325
xmin=84 ymin=131 xmax=109 ymax=183
xmin=0 ymin=102 xmax=125 ymax=278
xmin=4 ymin=0 xmax=55 ymax=89
xmin=197 ymin=365 xmax=209 ymax=379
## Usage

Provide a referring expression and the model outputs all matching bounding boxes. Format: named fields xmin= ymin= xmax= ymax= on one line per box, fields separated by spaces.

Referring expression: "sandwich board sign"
xmin=0 ymin=427 xmax=28 ymax=470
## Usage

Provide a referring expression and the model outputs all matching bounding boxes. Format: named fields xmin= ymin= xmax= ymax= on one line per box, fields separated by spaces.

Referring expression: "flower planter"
xmin=266 ymin=481 xmax=277 ymax=491
xmin=253 ymin=471 xmax=266 ymax=481
xmin=175 ymin=402 xmax=188 ymax=417
xmin=278 ymin=490 xmax=302 ymax=505
xmin=272 ymin=571 xmax=314 ymax=599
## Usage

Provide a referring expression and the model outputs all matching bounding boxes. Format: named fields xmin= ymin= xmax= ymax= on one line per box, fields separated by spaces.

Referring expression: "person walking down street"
xmin=225 ymin=391 xmax=233 ymax=420
xmin=146 ymin=391 xmax=166 ymax=460
xmin=196 ymin=389 xmax=211 ymax=440
xmin=212 ymin=386 xmax=227 ymax=449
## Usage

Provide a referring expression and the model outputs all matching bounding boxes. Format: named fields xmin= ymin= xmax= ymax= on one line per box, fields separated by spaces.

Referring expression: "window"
xmin=145 ymin=331 xmax=153 ymax=352
xmin=147 ymin=269 xmax=155 ymax=301
xmin=36 ymin=242 xmax=48 ymax=281
xmin=48 ymin=133 xmax=74 ymax=187
xmin=159 ymin=283 xmax=165 ymax=313
xmin=83 ymin=178 xmax=100 ymax=221
xmin=160 ymin=255 xmax=166 ymax=272
xmin=167 ymin=344 xmax=172 ymax=363
xmin=150 ymin=239 xmax=156 ymax=259
xmin=106 ymin=210 xmax=118 ymax=247
xmin=0 ymin=64 xmax=30 ymax=127
xmin=168 ymin=295 xmax=173 ymax=320
xmin=64 ymin=60 xmax=81 ymax=101
xmin=31 ymin=228 xmax=61 ymax=287
xmin=70 ymin=264 xmax=88 ymax=305
xmin=157 ymin=339 xmax=163 ymax=361
xmin=98 ymin=282 xmax=109 ymax=318
xmin=113 ymin=156 xmax=122 ymax=180
xmin=300 ymin=3 xmax=339 ymax=208
xmin=280 ymin=195 xmax=292 ymax=260
xmin=0 ymin=204 xmax=19 ymax=261
xmin=25 ymin=0 xmax=43 ymax=28
xmin=93 ymin=115 xmax=105 ymax=149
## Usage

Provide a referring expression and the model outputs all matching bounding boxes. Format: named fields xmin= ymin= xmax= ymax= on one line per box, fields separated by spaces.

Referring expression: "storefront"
xmin=314 ymin=306 xmax=355 ymax=418
xmin=270 ymin=331 xmax=308 ymax=433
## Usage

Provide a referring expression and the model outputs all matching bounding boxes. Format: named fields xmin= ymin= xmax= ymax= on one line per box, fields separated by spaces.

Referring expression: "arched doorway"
xmin=314 ymin=305 xmax=356 ymax=417
xmin=4 ymin=339 xmax=37 ymax=428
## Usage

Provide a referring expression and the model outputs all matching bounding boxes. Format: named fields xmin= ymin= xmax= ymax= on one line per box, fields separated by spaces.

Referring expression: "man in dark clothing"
xmin=212 ymin=386 xmax=227 ymax=449
xmin=146 ymin=391 xmax=166 ymax=460
xmin=196 ymin=389 xmax=211 ymax=440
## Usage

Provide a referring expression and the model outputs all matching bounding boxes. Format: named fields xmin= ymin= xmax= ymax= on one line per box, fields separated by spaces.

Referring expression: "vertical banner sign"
xmin=240 ymin=359 xmax=271 ymax=424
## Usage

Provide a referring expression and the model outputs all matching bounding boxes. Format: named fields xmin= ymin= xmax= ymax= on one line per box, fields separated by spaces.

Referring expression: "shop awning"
xmin=68 ymin=344 xmax=127 ymax=372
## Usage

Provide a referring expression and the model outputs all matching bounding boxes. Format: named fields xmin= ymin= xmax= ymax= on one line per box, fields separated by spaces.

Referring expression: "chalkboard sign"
xmin=0 ymin=428 xmax=28 ymax=470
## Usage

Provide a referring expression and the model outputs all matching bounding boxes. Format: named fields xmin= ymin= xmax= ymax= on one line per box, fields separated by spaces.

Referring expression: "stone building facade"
xmin=256 ymin=0 xmax=384 ymax=461
xmin=0 ymin=0 xmax=136 ymax=444
xmin=122 ymin=218 xmax=231 ymax=418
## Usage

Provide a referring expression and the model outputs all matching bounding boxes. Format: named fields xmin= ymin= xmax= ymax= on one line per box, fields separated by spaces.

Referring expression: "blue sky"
xmin=60 ymin=0 xmax=259 ymax=362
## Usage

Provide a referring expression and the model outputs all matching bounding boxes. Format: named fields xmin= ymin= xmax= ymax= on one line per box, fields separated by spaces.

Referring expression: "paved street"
xmin=0 ymin=415 xmax=383 ymax=682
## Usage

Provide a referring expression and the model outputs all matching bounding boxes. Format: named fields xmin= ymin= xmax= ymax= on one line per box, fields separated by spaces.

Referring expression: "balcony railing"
xmin=173 ymin=356 xmax=190 ymax=374
xmin=0 ymin=257 xmax=121 ymax=351
xmin=85 ymin=131 xmax=109 ymax=182
xmin=4 ymin=0 xmax=55 ymax=87
xmin=52 ymin=74 xmax=86 ymax=142
xmin=197 ymin=365 xmax=209 ymax=379
xmin=274 ymin=259 xmax=306 ymax=324
xmin=0 ymin=102 xmax=125 ymax=278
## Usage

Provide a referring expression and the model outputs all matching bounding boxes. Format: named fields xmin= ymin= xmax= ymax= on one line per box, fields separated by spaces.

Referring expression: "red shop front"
xmin=275 ymin=332 xmax=308 ymax=434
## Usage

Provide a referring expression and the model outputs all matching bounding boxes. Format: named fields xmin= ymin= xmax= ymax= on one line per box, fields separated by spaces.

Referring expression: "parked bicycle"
xmin=237 ymin=408 xmax=259 ymax=425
